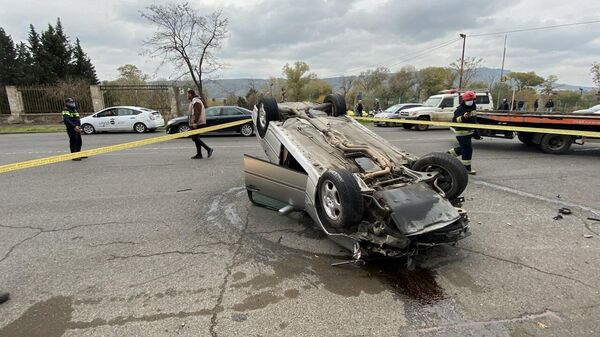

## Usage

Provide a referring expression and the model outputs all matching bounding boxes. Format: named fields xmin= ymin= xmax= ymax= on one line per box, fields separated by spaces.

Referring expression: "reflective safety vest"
xmin=62 ymin=110 xmax=80 ymax=118
xmin=450 ymin=110 xmax=477 ymax=136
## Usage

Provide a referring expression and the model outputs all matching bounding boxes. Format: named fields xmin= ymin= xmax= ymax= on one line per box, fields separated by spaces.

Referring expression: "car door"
xmin=204 ymin=107 xmax=222 ymax=128
xmin=434 ymin=97 xmax=457 ymax=122
xmin=220 ymin=107 xmax=245 ymax=132
xmin=93 ymin=108 xmax=118 ymax=131
xmin=115 ymin=108 xmax=137 ymax=131
xmin=244 ymin=154 xmax=307 ymax=209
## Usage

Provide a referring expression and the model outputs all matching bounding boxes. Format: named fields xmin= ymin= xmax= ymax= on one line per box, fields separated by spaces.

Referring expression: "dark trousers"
xmin=452 ymin=135 xmax=473 ymax=170
xmin=191 ymin=135 xmax=210 ymax=156
xmin=67 ymin=128 xmax=82 ymax=153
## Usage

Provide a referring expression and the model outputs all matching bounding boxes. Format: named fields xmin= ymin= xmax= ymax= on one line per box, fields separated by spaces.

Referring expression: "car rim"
xmin=179 ymin=125 xmax=190 ymax=133
xmin=241 ymin=124 xmax=253 ymax=136
xmin=549 ymin=136 xmax=564 ymax=149
xmin=258 ymin=104 xmax=267 ymax=128
xmin=424 ymin=165 xmax=453 ymax=192
xmin=321 ymin=180 xmax=342 ymax=221
xmin=83 ymin=125 xmax=93 ymax=134
xmin=136 ymin=124 xmax=145 ymax=132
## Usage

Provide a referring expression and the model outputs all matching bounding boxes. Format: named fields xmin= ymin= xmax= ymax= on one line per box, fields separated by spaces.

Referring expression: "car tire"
xmin=256 ymin=97 xmax=279 ymax=138
xmin=134 ymin=123 xmax=147 ymax=133
xmin=539 ymin=134 xmax=572 ymax=154
xmin=81 ymin=124 xmax=95 ymax=135
xmin=316 ymin=169 xmax=364 ymax=230
xmin=323 ymin=94 xmax=346 ymax=117
xmin=415 ymin=116 xmax=430 ymax=131
xmin=240 ymin=123 xmax=254 ymax=137
xmin=412 ymin=152 xmax=468 ymax=201
xmin=517 ymin=132 xmax=535 ymax=146
xmin=402 ymin=124 xmax=413 ymax=130
xmin=177 ymin=124 xmax=190 ymax=133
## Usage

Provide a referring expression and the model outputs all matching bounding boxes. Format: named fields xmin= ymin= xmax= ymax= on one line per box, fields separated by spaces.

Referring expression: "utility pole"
xmin=458 ymin=33 xmax=466 ymax=91
xmin=496 ymin=35 xmax=507 ymax=110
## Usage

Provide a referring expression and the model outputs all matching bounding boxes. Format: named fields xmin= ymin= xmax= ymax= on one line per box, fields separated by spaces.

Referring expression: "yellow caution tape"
xmin=0 ymin=119 xmax=252 ymax=174
xmin=355 ymin=117 xmax=600 ymax=138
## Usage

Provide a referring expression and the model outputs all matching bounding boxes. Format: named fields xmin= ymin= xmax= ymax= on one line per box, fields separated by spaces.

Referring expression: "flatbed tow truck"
xmin=476 ymin=111 xmax=600 ymax=154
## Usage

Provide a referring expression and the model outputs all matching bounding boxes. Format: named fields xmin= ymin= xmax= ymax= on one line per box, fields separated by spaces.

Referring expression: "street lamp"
xmin=458 ymin=33 xmax=466 ymax=91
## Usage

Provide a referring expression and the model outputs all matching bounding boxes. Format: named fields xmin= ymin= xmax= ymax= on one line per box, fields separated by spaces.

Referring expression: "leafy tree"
xmin=70 ymin=38 xmax=98 ymax=84
xmin=508 ymin=71 xmax=544 ymax=90
xmin=449 ymin=57 xmax=484 ymax=89
xmin=0 ymin=28 xmax=18 ymax=84
xmin=114 ymin=64 xmax=148 ymax=84
xmin=541 ymin=75 xmax=558 ymax=96
xmin=141 ymin=2 xmax=228 ymax=103
xmin=282 ymin=61 xmax=314 ymax=101
xmin=591 ymin=62 xmax=600 ymax=90
xmin=388 ymin=66 xmax=418 ymax=103
xmin=304 ymin=78 xmax=332 ymax=101
xmin=417 ymin=67 xmax=456 ymax=99
xmin=356 ymin=67 xmax=389 ymax=94
xmin=39 ymin=19 xmax=72 ymax=83
xmin=245 ymin=87 xmax=259 ymax=109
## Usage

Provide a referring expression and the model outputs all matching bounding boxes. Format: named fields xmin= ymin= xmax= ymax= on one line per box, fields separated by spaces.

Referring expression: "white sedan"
xmin=80 ymin=106 xmax=165 ymax=134
xmin=573 ymin=104 xmax=600 ymax=114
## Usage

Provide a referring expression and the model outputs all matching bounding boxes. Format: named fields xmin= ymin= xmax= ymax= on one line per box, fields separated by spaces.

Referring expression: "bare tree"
xmin=141 ymin=2 xmax=228 ymax=102
xmin=449 ymin=57 xmax=484 ymax=89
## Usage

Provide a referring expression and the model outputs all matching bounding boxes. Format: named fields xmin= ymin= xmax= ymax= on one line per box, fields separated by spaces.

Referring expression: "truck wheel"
xmin=323 ymin=94 xmax=346 ymax=117
xmin=412 ymin=152 xmax=468 ymax=200
xmin=539 ymin=134 xmax=572 ymax=154
xmin=402 ymin=124 xmax=413 ymax=130
xmin=316 ymin=169 xmax=364 ymax=230
xmin=415 ymin=116 xmax=430 ymax=131
xmin=517 ymin=132 xmax=535 ymax=146
xmin=256 ymin=97 xmax=279 ymax=138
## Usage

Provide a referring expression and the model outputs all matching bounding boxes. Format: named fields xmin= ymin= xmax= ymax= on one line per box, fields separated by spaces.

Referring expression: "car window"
xmin=440 ymin=97 xmax=454 ymax=108
xmin=116 ymin=108 xmax=133 ymax=116
xmin=423 ymin=97 xmax=442 ymax=107
xmin=476 ymin=95 xmax=490 ymax=104
xmin=96 ymin=109 xmax=116 ymax=117
xmin=222 ymin=107 xmax=242 ymax=116
xmin=384 ymin=104 xmax=402 ymax=113
xmin=205 ymin=107 xmax=221 ymax=117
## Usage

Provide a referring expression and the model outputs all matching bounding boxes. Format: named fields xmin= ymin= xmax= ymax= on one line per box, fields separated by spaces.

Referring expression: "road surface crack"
xmin=209 ymin=204 xmax=250 ymax=337
xmin=107 ymin=250 xmax=207 ymax=261
xmin=457 ymin=247 xmax=597 ymax=290
xmin=0 ymin=231 xmax=42 ymax=263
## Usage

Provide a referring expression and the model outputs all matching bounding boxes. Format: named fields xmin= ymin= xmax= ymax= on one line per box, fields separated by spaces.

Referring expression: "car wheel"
xmin=539 ymin=134 xmax=572 ymax=154
xmin=412 ymin=152 xmax=468 ymax=201
xmin=323 ymin=94 xmax=346 ymax=117
xmin=240 ymin=123 xmax=254 ymax=137
xmin=517 ymin=132 xmax=535 ymax=146
xmin=256 ymin=97 xmax=279 ymax=138
xmin=316 ymin=169 xmax=364 ymax=230
xmin=81 ymin=124 xmax=95 ymax=135
xmin=177 ymin=124 xmax=190 ymax=133
xmin=402 ymin=123 xmax=413 ymax=130
xmin=415 ymin=116 xmax=430 ymax=131
xmin=134 ymin=123 xmax=147 ymax=133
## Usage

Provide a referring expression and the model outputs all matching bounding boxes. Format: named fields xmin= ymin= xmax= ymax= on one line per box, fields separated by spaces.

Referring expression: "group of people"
xmin=61 ymin=89 xmax=213 ymax=160
xmin=499 ymin=98 xmax=554 ymax=112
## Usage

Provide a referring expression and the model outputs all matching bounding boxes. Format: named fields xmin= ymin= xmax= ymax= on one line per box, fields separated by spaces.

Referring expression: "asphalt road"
xmin=1 ymin=126 xmax=599 ymax=337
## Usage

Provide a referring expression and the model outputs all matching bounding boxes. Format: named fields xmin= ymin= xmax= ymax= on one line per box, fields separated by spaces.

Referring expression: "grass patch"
xmin=0 ymin=124 xmax=65 ymax=134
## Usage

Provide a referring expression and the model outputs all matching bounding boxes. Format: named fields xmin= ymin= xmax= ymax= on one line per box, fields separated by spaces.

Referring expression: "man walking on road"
xmin=187 ymin=89 xmax=213 ymax=159
xmin=62 ymin=98 xmax=85 ymax=161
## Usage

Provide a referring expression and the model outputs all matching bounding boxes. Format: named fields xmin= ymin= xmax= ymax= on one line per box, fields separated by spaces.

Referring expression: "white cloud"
xmin=0 ymin=0 xmax=599 ymax=86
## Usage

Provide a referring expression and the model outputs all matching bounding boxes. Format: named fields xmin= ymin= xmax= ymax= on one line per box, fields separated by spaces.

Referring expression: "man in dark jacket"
xmin=449 ymin=91 xmax=478 ymax=175
xmin=62 ymin=98 xmax=85 ymax=161
xmin=534 ymin=99 xmax=539 ymax=111
xmin=500 ymin=98 xmax=509 ymax=111
xmin=355 ymin=100 xmax=363 ymax=117
xmin=545 ymin=98 xmax=554 ymax=112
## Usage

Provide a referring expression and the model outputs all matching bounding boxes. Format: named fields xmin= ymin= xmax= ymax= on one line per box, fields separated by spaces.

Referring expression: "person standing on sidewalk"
xmin=62 ymin=98 xmax=86 ymax=161
xmin=187 ymin=89 xmax=213 ymax=159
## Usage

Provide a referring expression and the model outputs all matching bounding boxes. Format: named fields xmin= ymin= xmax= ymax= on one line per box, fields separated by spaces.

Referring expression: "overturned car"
xmin=244 ymin=94 xmax=470 ymax=264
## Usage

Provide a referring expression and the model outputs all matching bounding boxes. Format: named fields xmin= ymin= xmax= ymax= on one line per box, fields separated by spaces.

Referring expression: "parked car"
xmin=80 ymin=106 xmax=165 ymax=134
xmin=166 ymin=106 xmax=254 ymax=137
xmin=244 ymin=94 xmax=470 ymax=266
xmin=373 ymin=103 xmax=423 ymax=127
xmin=573 ymin=104 xmax=600 ymax=114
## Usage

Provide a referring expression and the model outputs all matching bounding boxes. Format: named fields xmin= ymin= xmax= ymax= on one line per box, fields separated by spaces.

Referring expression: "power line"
xmin=386 ymin=38 xmax=462 ymax=70
xmin=469 ymin=19 xmax=600 ymax=37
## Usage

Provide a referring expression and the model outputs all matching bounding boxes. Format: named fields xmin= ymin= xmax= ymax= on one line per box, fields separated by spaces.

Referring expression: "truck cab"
xmin=400 ymin=90 xmax=493 ymax=131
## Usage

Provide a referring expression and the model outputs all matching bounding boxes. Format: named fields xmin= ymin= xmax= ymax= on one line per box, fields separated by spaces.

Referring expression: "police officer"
xmin=449 ymin=91 xmax=479 ymax=175
xmin=62 ymin=98 xmax=85 ymax=161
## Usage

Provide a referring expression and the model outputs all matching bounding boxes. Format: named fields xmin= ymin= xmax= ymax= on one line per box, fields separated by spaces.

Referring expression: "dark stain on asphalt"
xmin=283 ymin=289 xmax=300 ymax=299
xmin=0 ymin=296 xmax=73 ymax=337
xmin=364 ymin=260 xmax=445 ymax=305
xmin=232 ymin=271 xmax=246 ymax=281
xmin=232 ymin=291 xmax=282 ymax=311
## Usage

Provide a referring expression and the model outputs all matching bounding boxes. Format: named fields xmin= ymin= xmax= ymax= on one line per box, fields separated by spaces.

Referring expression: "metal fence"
xmin=0 ymin=87 xmax=10 ymax=114
xmin=100 ymin=85 xmax=172 ymax=114
xmin=18 ymin=85 xmax=93 ymax=113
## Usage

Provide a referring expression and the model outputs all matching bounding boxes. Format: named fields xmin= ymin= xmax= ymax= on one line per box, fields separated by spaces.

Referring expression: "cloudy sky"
xmin=1 ymin=0 xmax=599 ymax=86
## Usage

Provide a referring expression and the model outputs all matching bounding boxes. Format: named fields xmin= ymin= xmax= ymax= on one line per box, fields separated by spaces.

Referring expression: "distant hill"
xmin=159 ymin=67 xmax=594 ymax=98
